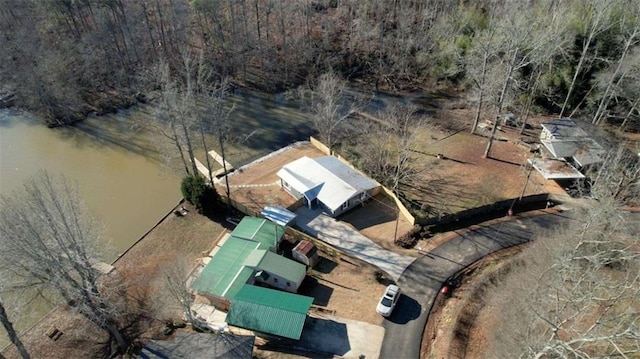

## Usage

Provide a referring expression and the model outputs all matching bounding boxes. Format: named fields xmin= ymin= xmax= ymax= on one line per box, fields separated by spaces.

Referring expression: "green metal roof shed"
xmin=231 ymin=217 xmax=285 ymax=250
xmin=191 ymin=238 xmax=260 ymax=300
xmin=226 ymin=285 xmax=314 ymax=340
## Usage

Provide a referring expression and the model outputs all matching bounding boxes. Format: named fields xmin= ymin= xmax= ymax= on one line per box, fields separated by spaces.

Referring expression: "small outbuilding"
xmin=245 ymin=249 xmax=307 ymax=293
xmin=292 ymin=240 xmax=319 ymax=268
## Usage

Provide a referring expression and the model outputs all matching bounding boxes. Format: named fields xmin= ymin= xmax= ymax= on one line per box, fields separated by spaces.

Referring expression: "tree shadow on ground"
xmin=199 ymin=201 xmax=244 ymax=231
xmin=63 ymin=112 xmax=165 ymax=162
xmin=402 ymin=173 xmax=478 ymax=216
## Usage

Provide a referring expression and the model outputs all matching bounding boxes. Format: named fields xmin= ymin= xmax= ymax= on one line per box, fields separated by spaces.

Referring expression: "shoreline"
xmin=1 ymin=199 xmax=187 ymax=353
xmin=111 ymin=198 xmax=185 ymax=265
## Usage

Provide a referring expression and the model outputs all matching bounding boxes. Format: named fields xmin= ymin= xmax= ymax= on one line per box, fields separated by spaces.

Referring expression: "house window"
xmin=342 ymin=201 xmax=349 ymax=210
xmin=282 ymin=180 xmax=289 ymax=189
xmin=287 ymin=282 xmax=291 ymax=287
xmin=274 ymin=278 xmax=278 ymax=283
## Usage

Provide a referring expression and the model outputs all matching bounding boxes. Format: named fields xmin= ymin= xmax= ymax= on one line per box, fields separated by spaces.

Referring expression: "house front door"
xmin=310 ymin=198 xmax=319 ymax=209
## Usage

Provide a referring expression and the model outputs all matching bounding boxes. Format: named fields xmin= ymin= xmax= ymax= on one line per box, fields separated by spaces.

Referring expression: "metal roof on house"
xmin=191 ymin=217 xmax=296 ymax=300
xmin=276 ymin=156 xmax=379 ymax=212
xmin=529 ymin=158 xmax=585 ymax=180
xmin=541 ymin=118 xmax=588 ymax=138
xmin=541 ymin=139 xmax=604 ymax=168
xmin=244 ymin=250 xmax=307 ymax=284
xmin=540 ymin=118 xmax=605 ymax=167
xmin=191 ymin=238 xmax=261 ymax=300
xmin=232 ymin=217 xmax=285 ymax=249
xmin=226 ymin=285 xmax=314 ymax=340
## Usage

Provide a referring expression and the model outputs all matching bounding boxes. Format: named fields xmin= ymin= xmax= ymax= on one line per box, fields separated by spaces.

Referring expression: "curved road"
xmin=380 ymin=210 xmax=572 ymax=358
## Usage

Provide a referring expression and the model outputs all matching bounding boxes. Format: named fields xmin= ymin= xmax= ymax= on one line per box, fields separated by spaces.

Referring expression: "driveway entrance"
xmin=295 ymin=207 xmax=415 ymax=282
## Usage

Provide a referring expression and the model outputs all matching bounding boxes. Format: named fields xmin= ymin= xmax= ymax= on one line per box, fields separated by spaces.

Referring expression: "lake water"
xmin=0 ymin=108 xmax=184 ymax=348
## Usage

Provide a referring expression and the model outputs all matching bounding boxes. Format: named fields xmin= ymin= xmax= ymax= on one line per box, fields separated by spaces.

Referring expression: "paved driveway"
xmin=297 ymin=314 xmax=384 ymax=358
xmin=295 ymin=207 xmax=415 ymax=282
xmin=380 ymin=210 xmax=573 ymax=358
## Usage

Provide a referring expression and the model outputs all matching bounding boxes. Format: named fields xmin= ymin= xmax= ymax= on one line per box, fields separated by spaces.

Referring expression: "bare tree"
xmin=201 ymin=78 xmax=235 ymax=199
xmin=588 ymin=147 xmax=640 ymax=204
xmin=483 ymin=1 xmax=569 ymax=158
xmin=489 ymin=150 xmax=640 ymax=358
xmin=466 ymin=26 xmax=498 ymax=135
xmin=152 ymin=51 xmax=208 ymax=177
xmin=298 ymin=71 xmax=365 ymax=154
xmin=560 ymin=0 xmax=618 ymax=117
xmin=607 ymin=48 xmax=640 ymax=131
xmin=591 ymin=2 xmax=640 ymax=126
xmin=161 ymin=258 xmax=204 ymax=330
xmin=152 ymin=64 xmax=195 ymax=176
xmin=0 ymin=290 xmax=30 ymax=359
xmin=370 ymin=105 xmax=426 ymax=194
xmin=0 ymin=172 xmax=129 ymax=352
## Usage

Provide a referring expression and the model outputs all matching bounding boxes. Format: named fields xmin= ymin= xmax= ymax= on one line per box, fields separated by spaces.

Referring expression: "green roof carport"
xmin=226 ymin=285 xmax=314 ymax=340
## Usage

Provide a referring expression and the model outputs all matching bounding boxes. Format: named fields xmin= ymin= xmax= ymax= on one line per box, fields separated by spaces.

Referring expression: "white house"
xmin=277 ymin=156 xmax=380 ymax=217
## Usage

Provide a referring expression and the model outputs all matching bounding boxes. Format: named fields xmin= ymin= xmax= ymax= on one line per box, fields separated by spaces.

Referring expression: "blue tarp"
xmin=261 ymin=206 xmax=297 ymax=227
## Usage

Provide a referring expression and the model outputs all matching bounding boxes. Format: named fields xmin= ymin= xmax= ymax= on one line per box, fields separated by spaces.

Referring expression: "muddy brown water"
xmin=0 ymin=109 xmax=183 ymax=348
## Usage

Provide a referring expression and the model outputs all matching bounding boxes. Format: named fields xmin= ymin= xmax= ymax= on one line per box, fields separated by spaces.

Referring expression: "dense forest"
xmin=0 ymin=0 xmax=639 ymax=131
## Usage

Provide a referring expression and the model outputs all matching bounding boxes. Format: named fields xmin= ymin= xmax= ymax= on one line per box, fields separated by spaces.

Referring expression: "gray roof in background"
xmin=541 ymin=139 xmax=605 ymax=167
xmin=137 ymin=332 xmax=254 ymax=359
xmin=540 ymin=118 xmax=608 ymax=167
xmin=541 ymin=118 xmax=588 ymax=138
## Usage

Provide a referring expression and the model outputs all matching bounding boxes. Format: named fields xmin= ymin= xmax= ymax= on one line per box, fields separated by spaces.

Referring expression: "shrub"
xmin=394 ymin=224 xmax=422 ymax=248
xmin=180 ymin=175 xmax=219 ymax=214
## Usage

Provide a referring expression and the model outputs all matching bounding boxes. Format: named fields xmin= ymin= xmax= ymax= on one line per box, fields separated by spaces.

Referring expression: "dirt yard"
xmin=219 ymin=142 xmax=326 ymax=212
xmin=407 ymin=128 xmax=553 ymax=218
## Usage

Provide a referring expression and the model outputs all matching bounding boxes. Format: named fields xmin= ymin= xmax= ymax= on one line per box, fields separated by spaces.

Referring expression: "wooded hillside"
xmin=1 ymin=0 xmax=639 ymax=130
